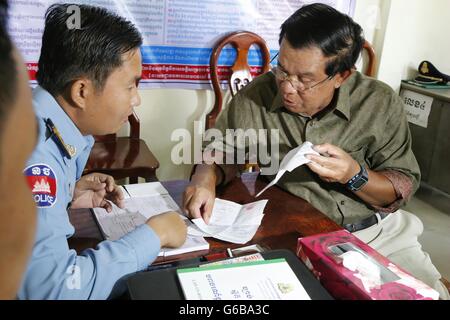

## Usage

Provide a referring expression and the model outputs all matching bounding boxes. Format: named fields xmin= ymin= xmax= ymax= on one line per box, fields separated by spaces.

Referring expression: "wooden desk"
xmin=68 ymin=174 xmax=342 ymax=260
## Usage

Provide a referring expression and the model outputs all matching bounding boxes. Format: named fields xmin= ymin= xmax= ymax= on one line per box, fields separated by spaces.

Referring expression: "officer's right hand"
xmin=146 ymin=211 xmax=187 ymax=248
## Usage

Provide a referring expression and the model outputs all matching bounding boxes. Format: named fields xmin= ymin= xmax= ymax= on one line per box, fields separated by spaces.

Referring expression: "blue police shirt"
xmin=19 ymin=86 xmax=161 ymax=299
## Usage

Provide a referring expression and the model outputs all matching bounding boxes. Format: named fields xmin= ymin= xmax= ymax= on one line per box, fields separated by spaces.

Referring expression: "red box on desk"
xmin=297 ymin=230 xmax=439 ymax=300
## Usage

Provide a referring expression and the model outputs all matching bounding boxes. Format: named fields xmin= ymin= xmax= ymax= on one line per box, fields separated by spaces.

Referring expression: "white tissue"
xmin=341 ymin=251 xmax=382 ymax=291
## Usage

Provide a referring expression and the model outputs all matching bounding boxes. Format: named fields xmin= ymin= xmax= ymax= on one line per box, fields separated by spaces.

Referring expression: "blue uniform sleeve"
xmin=19 ymin=208 xmax=161 ymax=300
xmin=20 ymin=153 xmax=161 ymax=299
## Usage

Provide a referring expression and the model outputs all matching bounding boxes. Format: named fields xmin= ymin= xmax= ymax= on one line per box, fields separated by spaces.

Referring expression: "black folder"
xmin=126 ymin=249 xmax=333 ymax=300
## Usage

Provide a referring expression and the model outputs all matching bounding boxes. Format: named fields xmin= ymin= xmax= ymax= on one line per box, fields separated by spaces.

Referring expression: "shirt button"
xmin=340 ymin=200 xmax=345 ymax=205
xmin=309 ymin=121 xmax=314 ymax=127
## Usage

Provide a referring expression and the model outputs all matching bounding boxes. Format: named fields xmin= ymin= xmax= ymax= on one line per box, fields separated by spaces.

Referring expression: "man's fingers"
xmin=182 ymin=191 xmax=194 ymax=216
xmin=100 ymin=199 xmax=112 ymax=213
xmin=187 ymin=198 xmax=203 ymax=220
xmin=104 ymin=175 xmax=116 ymax=192
xmin=306 ymin=161 xmax=334 ymax=179
xmin=107 ymin=185 xmax=124 ymax=201
xmin=115 ymin=199 xmax=125 ymax=209
xmin=203 ymin=198 xmax=215 ymax=224
xmin=307 ymin=154 xmax=333 ymax=168
xmin=85 ymin=173 xmax=116 ymax=192
xmin=84 ymin=180 xmax=106 ymax=191
xmin=107 ymin=193 xmax=125 ymax=209
xmin=313 ymin=143 xmax=341 ymax=157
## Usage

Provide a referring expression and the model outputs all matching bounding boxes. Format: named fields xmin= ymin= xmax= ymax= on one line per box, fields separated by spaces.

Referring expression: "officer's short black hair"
xmin=279 ymin=3 xmax=364 ymax=76
xmin=0 ymin=0 xmax=18 ymax=129
xmin=37 ymin=3 xmax=143 ymax=96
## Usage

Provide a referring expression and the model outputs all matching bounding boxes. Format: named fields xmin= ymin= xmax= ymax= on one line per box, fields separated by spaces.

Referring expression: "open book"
xmin=92 ymin=182 xmax=209 ymax=257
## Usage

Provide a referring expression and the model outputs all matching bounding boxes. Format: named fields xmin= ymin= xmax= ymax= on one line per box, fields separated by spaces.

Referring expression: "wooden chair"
xmin=206 ymin=31 xmax=271 ymax=129
xmin=83 ymin=111 xmax=159 ymax=184
xmin=362 ymin=40 xmax=376 ymax=77
xmin=205 ymin=31 xmax=271 ymax=173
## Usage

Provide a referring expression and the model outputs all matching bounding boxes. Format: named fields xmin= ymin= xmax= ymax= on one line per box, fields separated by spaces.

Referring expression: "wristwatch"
xmin=346 ymin=164 xmax=369 ymax=192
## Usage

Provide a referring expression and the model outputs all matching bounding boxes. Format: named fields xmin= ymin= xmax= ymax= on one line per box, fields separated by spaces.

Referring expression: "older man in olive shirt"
xmin=183 ymin=4 xmax=449 ymax=299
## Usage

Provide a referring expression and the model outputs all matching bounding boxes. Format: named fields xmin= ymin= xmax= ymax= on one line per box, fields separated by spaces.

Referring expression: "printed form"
xmin=92 ymin=182 xmax=209 ymax=257
xmin=188 ymin=198 xmax=268 ymax=244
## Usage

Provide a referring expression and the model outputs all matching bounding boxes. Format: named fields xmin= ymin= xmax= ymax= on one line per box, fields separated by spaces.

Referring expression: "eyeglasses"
xmin=270 ymin=53 xmax=334 ymax=92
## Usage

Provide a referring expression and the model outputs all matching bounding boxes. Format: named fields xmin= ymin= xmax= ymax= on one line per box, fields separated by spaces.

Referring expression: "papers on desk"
xmin=188 ymin=198 xmax=268 ymax=244
xmin=92 ymin=182 xmax=209 ymax=257
xmin=256 ymin=141 xmax=319 ymax=197
xmin=177 ymin=258 xmax=311 ymax=300
xmin=122 ymin=182 xmax=168 ymax=198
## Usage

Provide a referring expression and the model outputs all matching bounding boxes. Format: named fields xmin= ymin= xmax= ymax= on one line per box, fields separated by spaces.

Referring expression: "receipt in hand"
xmin=256 ymin=141 xmax=319 ymax=197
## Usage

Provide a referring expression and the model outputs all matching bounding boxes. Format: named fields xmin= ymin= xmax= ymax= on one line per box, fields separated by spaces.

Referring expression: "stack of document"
xmin=92 ymin=182 xmax=209 ymax=257
xmin=188 ymin=198 xmax=268 ymax=244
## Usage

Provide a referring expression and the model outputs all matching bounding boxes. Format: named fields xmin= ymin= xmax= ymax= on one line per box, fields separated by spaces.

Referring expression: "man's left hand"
xmin=306 ymin=143 xmax=360 ymax=184
xmin=71 ymin=173 xmax=125 ymax=212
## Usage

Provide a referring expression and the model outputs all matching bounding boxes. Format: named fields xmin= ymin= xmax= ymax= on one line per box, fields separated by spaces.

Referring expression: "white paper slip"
xmin=96 ymin=208 xmax=147 ymax=240
xmin=256 ymin=141 xmax=319 ymax=197
xmin=127 ymin=194 xmax=182 ymax=219
xmin=188 ymin=199 xmax=266 ymax=242
xmin=161 ymin=235 xmax=209 ymax=257
xmin=209 ymin=223 xmax=262 ymax=244
xmin=94 ymin=195 xmax=181 ymax=221
xmin=93 ymin=198 xmax=179 ymax=240
xmin=93 ymin=188 xmax=209 ymax=257
xmin=177 ymin=258 xmax=311 ymax=300
xmin=188 ymin=198 xmax=267 ymax=244
xmin=123 ymin=182 xmax=170 ymax=197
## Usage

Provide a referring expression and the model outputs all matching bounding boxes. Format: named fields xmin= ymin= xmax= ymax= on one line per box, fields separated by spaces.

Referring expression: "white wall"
xmin=353 ymin=0 xmax=390 ymax=75
xmin=131 ymin=0 xmax=449 ymax=181
xmin=133 ymin=88 xmax=214 ymax=181
xmin=377 ymin=0 xmax=450 ymax=91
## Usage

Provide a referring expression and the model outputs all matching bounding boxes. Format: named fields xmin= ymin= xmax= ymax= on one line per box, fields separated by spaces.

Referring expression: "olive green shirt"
xmin=213 ymin=71 xmax=420 ymax=225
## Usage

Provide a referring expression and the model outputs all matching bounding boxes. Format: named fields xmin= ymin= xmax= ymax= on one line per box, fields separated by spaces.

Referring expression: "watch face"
xmin=352 ymin=178 xmax=367 ymax=189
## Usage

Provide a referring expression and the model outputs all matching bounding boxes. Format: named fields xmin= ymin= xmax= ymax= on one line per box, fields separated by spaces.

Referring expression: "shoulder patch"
xmin=24 ymin=163 xmax=57 ymax=208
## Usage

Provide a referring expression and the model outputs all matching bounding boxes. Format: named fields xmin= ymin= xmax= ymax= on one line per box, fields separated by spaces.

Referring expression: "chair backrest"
xmin=206 ymin=31 xmax=271 ymax=129
xmin=362 ymin=40 xmax=376 ymax=77
xmin=93 ymin=111 xmax=141 ymax=142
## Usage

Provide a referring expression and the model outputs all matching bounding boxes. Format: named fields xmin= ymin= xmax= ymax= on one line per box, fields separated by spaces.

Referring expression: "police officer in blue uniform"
xmin=19 ymin=4 xmax=187 ymax=299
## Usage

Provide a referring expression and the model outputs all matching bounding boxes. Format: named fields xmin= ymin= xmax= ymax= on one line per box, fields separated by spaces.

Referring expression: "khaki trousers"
xmin=353 ymin=209 xmax=450 ymax=300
